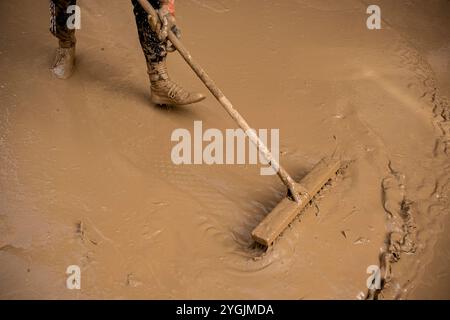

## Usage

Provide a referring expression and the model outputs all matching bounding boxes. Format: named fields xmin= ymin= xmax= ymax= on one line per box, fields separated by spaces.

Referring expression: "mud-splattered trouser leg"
xmin=131 ymin=0 xmax=167 ymax=63
xmin=49 ymin=0 xmax=77 ymax=48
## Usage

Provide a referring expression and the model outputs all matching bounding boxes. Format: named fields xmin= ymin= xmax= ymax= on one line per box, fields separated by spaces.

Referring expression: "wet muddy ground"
xmin=0 ymin=0 xmax=449 ymax=299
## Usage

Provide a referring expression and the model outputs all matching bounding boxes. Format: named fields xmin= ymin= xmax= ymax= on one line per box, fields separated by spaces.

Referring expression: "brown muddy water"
xmin=0 ymin=0 xmax=449 ymax=299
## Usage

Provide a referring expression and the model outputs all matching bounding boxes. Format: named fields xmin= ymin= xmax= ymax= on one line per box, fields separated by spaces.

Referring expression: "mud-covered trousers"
xmin=49 ymin=0 xmax=167 ymax=63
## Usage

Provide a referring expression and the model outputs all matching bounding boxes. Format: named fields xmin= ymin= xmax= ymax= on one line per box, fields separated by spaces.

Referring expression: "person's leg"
xmin=131 ymin=0 xmax=205 ymax=106
xmin=131 ymin=0 xmax=167 ymax=64
xmin=50 ymin=0 xmax=76 ymax=79
xmin=50 ymin=0 xmax=77 ymax=48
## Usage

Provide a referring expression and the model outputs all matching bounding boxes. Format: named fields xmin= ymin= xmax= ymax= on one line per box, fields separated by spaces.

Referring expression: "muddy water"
xmin=0 ymin=0 xmax=449 ymax=299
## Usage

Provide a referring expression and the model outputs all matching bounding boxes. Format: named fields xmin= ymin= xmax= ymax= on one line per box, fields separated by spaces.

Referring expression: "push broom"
xmin=138 ymin=0 xmax=341 ymax=246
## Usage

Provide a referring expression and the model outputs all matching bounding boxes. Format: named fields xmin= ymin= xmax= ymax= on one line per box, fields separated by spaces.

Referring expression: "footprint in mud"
xmin=366 ymin=37 xmax=450 ymax=299
xmin=126 ymin=273 xmax=143 ymax=288
xmin=391 ymin=37 xmax=450 ymax=158
xmin=369 ymin=162 xmax=417 ymax=299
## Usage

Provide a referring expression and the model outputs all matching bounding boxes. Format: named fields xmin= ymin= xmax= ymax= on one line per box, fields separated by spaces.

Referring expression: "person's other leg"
xmin=50 ymin=0 xmax=76 ymax=79
xmin=131 ymin=0 xmax=205 ymax=106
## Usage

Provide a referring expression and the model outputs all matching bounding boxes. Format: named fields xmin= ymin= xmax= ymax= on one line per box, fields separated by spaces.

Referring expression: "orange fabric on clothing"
xmin=168 ymin=0 xmax=175 ymax=15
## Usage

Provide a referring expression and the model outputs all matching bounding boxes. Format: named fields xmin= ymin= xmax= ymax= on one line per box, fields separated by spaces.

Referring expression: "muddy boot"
xmin=148 ymin=59 xmax=205 ymax=106
xmin=51 ymin=44 xmax=75 ymax=80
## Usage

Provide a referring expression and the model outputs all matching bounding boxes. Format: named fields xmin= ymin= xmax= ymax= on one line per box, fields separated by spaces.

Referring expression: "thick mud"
xmin=0 ymin=0 xmax=449 ymax=299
